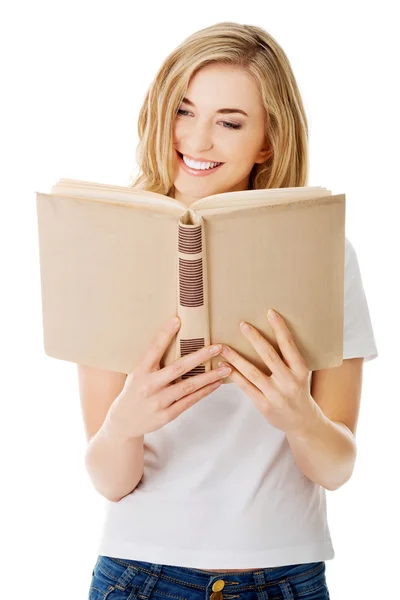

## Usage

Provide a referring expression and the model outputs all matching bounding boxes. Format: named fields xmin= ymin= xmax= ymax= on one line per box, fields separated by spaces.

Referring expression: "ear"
xmin=254 ymin=146 xmax=273 ymax=164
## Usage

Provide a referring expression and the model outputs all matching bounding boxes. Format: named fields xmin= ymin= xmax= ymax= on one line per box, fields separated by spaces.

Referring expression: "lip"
xmin=179 ymin=151 xmax=223 ymax=163
xmin=176 ymin=151 xmax=224 ymax=177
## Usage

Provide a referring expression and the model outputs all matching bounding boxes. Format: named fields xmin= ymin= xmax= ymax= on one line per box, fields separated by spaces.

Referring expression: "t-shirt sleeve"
xmin=343 ymin=237 xmax=378 ymax=362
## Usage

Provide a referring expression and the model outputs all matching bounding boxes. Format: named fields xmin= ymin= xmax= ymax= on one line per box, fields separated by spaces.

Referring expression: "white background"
xmin=1 ymin=1 xmax=397 ymax=598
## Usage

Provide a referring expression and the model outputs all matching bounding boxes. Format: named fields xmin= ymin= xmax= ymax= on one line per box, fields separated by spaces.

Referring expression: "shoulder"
xmin=343 ymin=236 xmax=378 ymax=362
xmin=344 ymin=236 xmax=366 ymax=295
xmin=345 ymin=236 xmax=359 ymax=271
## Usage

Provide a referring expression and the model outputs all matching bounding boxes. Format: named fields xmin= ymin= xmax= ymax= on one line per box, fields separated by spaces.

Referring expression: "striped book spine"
xmin=175 ymin=214 xmax=211 ymax=379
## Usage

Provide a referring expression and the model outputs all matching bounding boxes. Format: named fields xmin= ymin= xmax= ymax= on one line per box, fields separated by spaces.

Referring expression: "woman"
xmin=82 ymin=21 xmax=378 ymax=599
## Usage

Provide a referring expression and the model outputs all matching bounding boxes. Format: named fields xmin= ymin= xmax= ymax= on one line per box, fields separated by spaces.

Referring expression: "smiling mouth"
xmin=177 ymin=151 xmax=224 ymax=165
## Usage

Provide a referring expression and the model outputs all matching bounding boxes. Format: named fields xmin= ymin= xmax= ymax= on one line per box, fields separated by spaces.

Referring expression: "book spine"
xmin=175 ymin=215 xmax=211 ymax=379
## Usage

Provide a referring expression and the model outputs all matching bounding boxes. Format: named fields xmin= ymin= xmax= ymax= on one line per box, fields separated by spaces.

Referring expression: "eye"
xmin=221 ymin=121 xmax=242 ymax=130
xmin=176 ymin=109 xmax=242 ymax=130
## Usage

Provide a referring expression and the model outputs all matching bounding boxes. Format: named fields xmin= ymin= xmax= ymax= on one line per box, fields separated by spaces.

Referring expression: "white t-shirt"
xmin=97 ymin=236 xmax=378 ymax=569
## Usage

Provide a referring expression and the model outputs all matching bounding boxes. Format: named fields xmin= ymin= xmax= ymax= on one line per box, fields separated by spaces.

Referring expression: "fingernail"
xmin=210 ymin=344 xmax=222 ymax=354
xmin=268 ymin=309 xmax=277 ymax=321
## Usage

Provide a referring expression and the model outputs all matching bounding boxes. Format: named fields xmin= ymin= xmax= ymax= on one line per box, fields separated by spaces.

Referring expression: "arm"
xmin=285 ymin=404 xmax=357 ymax=491
xmin=85 ymin=407 xmax=144 ymax=502
xmin=78 ymin=364 xmax=144 ymax=502
xmin=285 ymin=357 xmax=362 ymax=491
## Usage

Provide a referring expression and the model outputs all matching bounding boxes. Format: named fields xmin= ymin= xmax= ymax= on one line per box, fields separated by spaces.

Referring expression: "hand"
xmin=108 ymin=316 xmax=231 ymax=439
xmin=218 ymin=309 xmax=318 ymax=436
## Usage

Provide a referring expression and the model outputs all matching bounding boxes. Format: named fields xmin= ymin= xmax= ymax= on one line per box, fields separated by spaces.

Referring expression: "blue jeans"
xmin=89 ymin=555 xmax=330 ymax=599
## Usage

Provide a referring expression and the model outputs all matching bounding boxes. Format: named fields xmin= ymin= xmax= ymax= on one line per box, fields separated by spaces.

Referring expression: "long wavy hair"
xmin=129 ymin=21 xmax=309 ymax=195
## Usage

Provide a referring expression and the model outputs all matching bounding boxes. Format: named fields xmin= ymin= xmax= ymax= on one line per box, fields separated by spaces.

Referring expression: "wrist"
xmin=286 ymin=396 xmax=324 ymax=441
xmin=105 ymin=395 xmax=144 ymax=443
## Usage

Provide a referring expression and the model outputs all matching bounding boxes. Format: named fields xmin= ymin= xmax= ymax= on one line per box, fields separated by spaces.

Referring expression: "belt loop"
xmin=278 ymin=579 xmax=295 ymax=600
xmin=138 ymin=563 xmax=163 ymax=599
xmin=253 ymin=570 xmax=270 ymax=600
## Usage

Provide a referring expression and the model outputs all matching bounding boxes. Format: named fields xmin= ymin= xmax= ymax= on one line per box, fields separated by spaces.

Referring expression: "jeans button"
xmin=212 ymin=580 xmax=225 ymax=592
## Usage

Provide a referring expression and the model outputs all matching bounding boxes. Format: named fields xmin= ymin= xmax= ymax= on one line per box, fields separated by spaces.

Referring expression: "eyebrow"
xmin=181 ymin=97 xmax=249 ymax=117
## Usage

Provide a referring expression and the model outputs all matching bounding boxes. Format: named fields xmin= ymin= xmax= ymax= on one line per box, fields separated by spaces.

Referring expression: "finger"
xmin=164 ymin=379 xmax=224 ymax=423
xmin=240 ymin=321 xmax=292 ymax=380
xmin=220 ymin=344 xmax=272 ymax=396
xmin=158 ymin=362 xmax=232 ymax=409
xmin=220 ymin=363 xmax=270 ymax=413
xmin=150 ymin=342 xmax=223 ymax=392
xmin=267 ymin=310 xmax=309 ymax=376
xmin=139 ymin=316 xmax=181 ymax=373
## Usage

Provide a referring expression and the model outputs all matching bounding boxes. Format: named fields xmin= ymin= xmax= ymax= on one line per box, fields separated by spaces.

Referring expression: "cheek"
xmin=226 ymin=146 xmax=259 ymax=170
xmin=173 ymin=120 xmax=189 ymax=138
xmin=225 ymin=135 xmax=253 ymax=156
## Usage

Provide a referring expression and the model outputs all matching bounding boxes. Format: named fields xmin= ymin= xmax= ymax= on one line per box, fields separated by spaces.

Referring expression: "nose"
xmin=182 ymin=119 xmax=214 ymax=156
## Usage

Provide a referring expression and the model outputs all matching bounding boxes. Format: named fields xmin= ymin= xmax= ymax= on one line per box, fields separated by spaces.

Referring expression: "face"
xmin=171 ymin=64 xmax=272 ymax=207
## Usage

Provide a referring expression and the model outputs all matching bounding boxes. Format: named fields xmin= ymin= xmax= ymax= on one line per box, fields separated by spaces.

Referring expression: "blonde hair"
xmin=129 ymin=21 xmax=309 ymax=195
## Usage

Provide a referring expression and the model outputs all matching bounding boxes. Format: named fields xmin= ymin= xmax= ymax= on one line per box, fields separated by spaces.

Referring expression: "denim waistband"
xmin=107 ymin=556 xmax=325 ymax=590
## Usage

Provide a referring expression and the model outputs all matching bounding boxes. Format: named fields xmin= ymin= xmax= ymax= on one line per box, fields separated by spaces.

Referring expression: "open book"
xmin=35 ymin=179 xmax=345 ymax=383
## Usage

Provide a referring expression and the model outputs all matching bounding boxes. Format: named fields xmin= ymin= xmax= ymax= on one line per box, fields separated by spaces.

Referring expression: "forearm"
xmin=85 ymin=405 xmax=144 ymax=502
xmin=286 ymin=402 xmax=357 ymax=491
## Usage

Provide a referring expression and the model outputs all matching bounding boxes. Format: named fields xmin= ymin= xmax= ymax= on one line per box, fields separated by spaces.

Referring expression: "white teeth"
xmin=182 ymin=154 xmax=221 ymax=170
